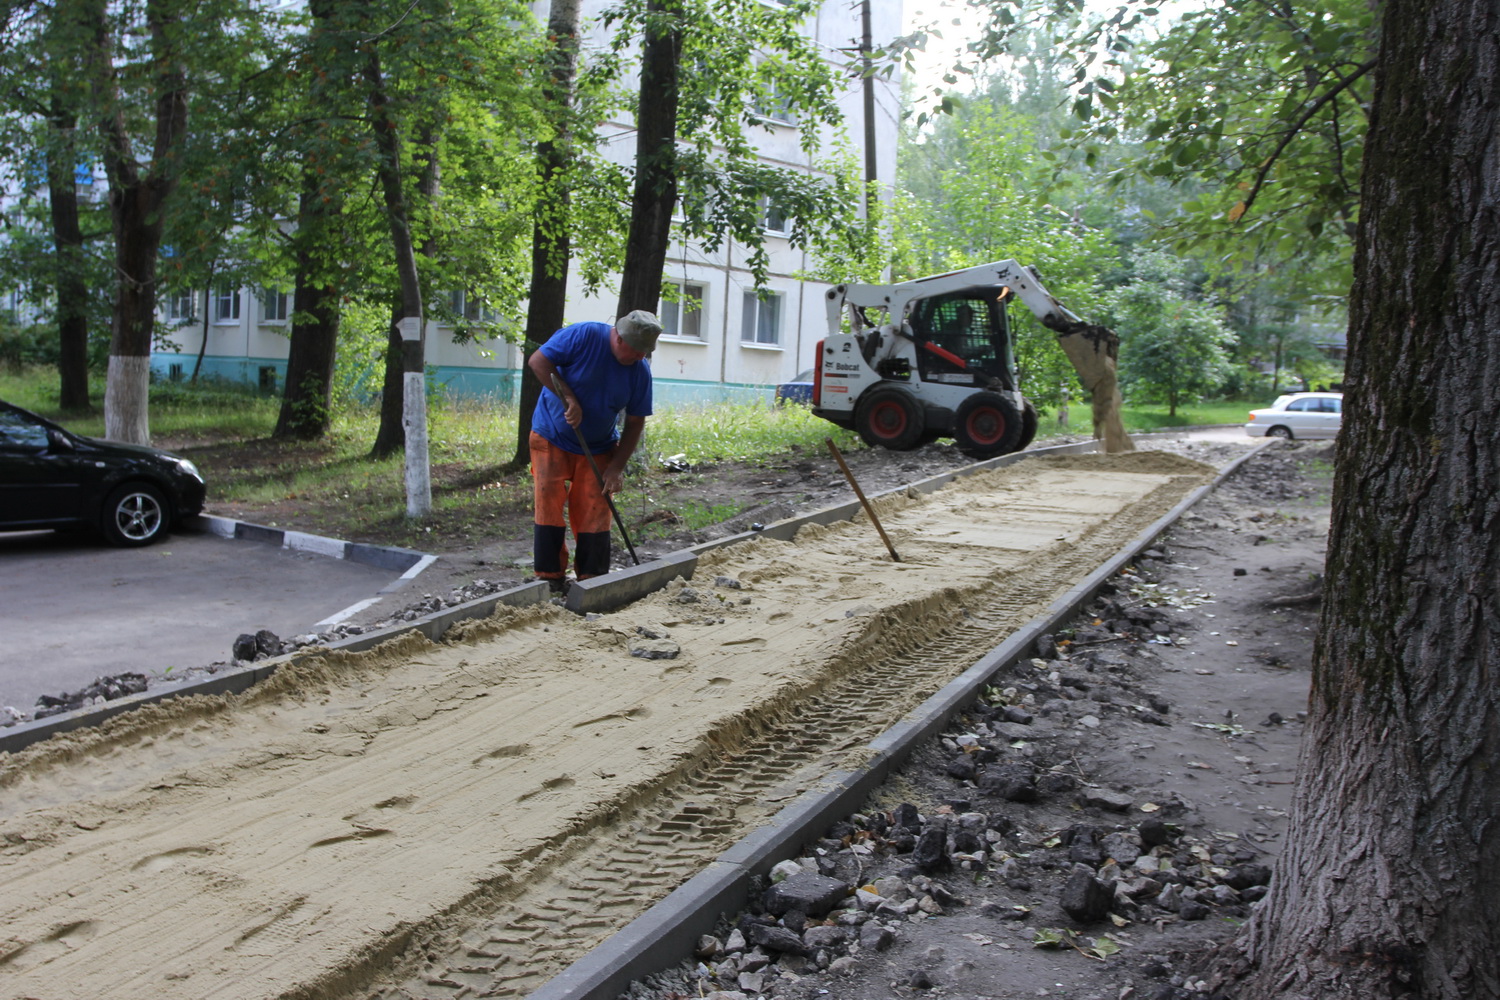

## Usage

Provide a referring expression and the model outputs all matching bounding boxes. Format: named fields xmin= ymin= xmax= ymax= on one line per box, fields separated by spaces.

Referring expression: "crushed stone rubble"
xmin=624 ymin=540 xmax=1292 ymax=1000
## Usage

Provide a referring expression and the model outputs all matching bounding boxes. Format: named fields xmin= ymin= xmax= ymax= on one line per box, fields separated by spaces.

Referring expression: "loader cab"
xmin=906 ymin=288 xmax=1018 ymax=391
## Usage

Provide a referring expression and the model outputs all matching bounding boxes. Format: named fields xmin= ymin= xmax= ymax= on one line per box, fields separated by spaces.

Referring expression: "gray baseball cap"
xmin=617 ymin=310 xmax=663 ymax=356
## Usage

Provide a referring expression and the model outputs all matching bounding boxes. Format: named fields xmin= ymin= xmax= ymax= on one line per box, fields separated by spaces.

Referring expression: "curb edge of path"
xmin=525 ymin=436 xmax=1275 ymax=1000
xmin=185 ymin=513 xmax=437 ymax=577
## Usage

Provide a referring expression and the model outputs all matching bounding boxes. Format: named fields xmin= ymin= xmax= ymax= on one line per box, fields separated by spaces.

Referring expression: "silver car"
xmin=1245 ymin=392 xmax=1343 ymax=440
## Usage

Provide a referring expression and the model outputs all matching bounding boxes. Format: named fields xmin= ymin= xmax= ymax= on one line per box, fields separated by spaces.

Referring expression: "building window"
xmin=262 ymin=287 xmax=290 ymax=323
xmin=214 ymin=285 xmax=240 ymax=323
xmin=446 ymin=290 xmax=497 ymax=324
xmin=660 ymin=282 xmax=705 ymax=339
xmin=761 ymin=197 xmax=789 ymax=235
xmin=165 ymin=292 xmax=195 ymax=321
xmin=753 ymin=81 xmax=795 ymax=124
xmin=741 ymin=290 xmax=782 ymax=346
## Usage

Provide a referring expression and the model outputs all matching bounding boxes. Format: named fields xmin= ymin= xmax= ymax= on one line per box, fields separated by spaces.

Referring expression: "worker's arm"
xmin=528 ymin=350 xmax=581 ymax=428
xmin=601 ymin=414 xmax=645 ymax=495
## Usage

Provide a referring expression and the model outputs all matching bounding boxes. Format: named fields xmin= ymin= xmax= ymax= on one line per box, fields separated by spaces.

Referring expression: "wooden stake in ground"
xmin=825 ymin=438 xmax=901 ymax=562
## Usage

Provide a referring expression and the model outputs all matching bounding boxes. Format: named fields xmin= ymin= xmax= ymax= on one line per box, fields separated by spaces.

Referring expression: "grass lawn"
xmin=3 ymin=365 xmax=1256 ymax=546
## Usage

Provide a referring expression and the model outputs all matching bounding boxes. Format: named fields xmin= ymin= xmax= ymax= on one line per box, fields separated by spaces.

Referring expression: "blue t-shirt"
xmin=533 ymin=321 xmax=653 ymax=455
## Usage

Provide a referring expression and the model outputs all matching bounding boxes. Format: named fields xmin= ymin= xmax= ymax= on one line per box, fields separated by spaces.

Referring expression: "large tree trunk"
xmin=274 ymin=169 xmax=341 ymax=440
xmin=510 ymin=0 xmax=582 ymax=471
xmin=274 ymin=0 xmax=342 ymax=440
xmin=372 ymin=308 xmax=405 ymax=457
xmin=46 ymin=110 xmax=91 ymax=414
xmin=90 ymin=0 xmax=188 ymax=445
xmin=1230 ymin=2 xmax=1500 ymax=997
xmin=45 ymin=0 xmax=92 ymax=414
xmin=614 ymin=0 xmax=681 ymax=319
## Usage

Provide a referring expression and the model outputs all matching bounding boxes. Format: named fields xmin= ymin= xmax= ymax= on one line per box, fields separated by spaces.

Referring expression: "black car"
xmin=0 ymin=400 xmax=207 ymax=546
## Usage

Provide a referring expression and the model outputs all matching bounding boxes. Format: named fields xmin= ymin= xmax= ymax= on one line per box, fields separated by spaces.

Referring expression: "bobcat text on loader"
xmin=811 ymin=260 xmax=1133 ymax=459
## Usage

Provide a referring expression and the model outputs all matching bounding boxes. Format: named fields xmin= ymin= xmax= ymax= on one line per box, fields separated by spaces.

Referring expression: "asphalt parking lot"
xmin=0 ymin=523 xmax=427 ymax=716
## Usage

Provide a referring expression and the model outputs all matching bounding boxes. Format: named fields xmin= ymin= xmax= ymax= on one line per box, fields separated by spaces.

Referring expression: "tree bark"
xmin=614 ymin=0 xmax=681 ymax=320
xmin=44 ymin=0 xmax=92 ymax=413
xmin=46 ymin=112 xmax=91 ymax=414
xmin=1231 ymin=2 xmax=1500 ymax=997
xmin=274 ymin=168 xmax=341 ymax=440
xmin=191 ymin=267 xmax=212 ymax=381
xmin=274 ymin=0 xmax=343 ymax=440
xmin=510 ymin=0 xmax=582 ymax=471
xmin=90 ymin=0 xmax=188 ymax=445
xmin=362 ymin=29 xmax=426 ymax=483
xmin=371 ymin=304 xmax=404 ymax=445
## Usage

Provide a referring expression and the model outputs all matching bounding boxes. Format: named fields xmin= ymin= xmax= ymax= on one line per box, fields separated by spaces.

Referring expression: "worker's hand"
xmin=601 ymin=464 xmax=624 ymax=495
xmin=561 ymin=395 xmax=582 ymax=428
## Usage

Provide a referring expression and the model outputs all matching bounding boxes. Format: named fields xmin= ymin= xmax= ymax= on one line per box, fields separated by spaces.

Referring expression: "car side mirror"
xmin=48 ymin=429 xmax=75 ymax=452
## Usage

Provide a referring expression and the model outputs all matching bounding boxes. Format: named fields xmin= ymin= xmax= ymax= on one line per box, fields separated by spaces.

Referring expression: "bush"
xmin=0 ymin=321 xmax=60 ymax=370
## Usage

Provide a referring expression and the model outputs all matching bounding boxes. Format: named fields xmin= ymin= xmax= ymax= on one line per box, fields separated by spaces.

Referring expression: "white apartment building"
xmin=153 ymin=0 xmax=901 ymax=407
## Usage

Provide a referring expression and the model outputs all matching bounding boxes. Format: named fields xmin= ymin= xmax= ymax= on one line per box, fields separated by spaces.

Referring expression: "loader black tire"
xmin=1015 ymin=399 xmax=1039 ymax=451
xmin=953 ymin=392 xmax=1023 ymax=459
xmin=855 ymin=386 xmax=925 ymax=451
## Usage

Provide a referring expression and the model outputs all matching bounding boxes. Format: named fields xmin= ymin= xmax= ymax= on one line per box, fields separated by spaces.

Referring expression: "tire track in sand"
xmin=0 ymin=454 xmax=1210 ymax=1000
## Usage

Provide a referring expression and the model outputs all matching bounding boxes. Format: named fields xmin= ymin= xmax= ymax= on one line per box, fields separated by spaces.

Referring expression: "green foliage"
xmin=602 ymin=0 xmax=867 ymax=290
xmin=0 ymin=318 xmax=62 ymax=371
xmin=969 ymin=0 xmax=1374 ymax=299
xmin=0 ymin=364 xmax=279 ymax=438
xmin=1101 ymin=252 xmax=1237 ymax=415
xmin=891 ymin=86 xmax=1121 ymax=408
xmin=1032 ymin=926 xmax=1122 ymax=961
xmin=330 ymin=299 xmax=398 ymax=409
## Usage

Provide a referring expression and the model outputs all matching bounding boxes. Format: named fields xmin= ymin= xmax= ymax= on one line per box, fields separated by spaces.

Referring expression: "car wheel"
xmin=102 ymin=482 xmax=170 ymax=547
xmin=855 ymin=386 xmax=925 ymax=451
xmin=953 ymin=392 xmax=1023 ymax=459
xmin=1268 ymin=426 xmax=1294 ymax=440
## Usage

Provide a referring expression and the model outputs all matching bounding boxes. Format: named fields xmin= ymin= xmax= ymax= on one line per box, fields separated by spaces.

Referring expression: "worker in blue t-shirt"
xmin=526 ymin=310 xmax=660 ymax=591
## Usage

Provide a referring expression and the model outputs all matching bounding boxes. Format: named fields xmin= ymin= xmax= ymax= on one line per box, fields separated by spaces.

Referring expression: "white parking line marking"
xmin=400 ymin=554 xmax=439 ymax=580
xmin=317 ymin=597 xmax=383 ymax=626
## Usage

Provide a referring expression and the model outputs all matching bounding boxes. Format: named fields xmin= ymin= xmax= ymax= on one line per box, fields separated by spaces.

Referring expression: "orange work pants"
xmin=530 ymin=430 xmax=615 ymax=581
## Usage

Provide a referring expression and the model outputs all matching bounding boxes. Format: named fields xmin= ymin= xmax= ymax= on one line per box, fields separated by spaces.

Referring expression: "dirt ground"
xmin=0 ymin=442 xmax=1283 ymax=1000
xmin=210 ymin=437 xmax=1096 ymax=628
xmin=629 ymin=439 xmax=1332 ymax=1000
xmin=0 ymin=434 xmax=1332 ymax=1000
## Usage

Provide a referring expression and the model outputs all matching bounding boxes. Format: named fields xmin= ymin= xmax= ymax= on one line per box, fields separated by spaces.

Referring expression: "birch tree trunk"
xmin=1230 ymin=1 xmax=1500 ymax=996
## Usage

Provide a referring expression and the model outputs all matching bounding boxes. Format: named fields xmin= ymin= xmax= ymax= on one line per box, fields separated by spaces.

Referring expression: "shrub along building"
xmin=150 ymin=0 xmax=901 ymax=409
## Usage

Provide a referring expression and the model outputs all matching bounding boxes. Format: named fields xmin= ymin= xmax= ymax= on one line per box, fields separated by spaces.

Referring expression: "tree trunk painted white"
xmin=401 ymin=343 xmax=431 ymax=519
xmin=104 ymin=355 xmax=151 ymax=444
